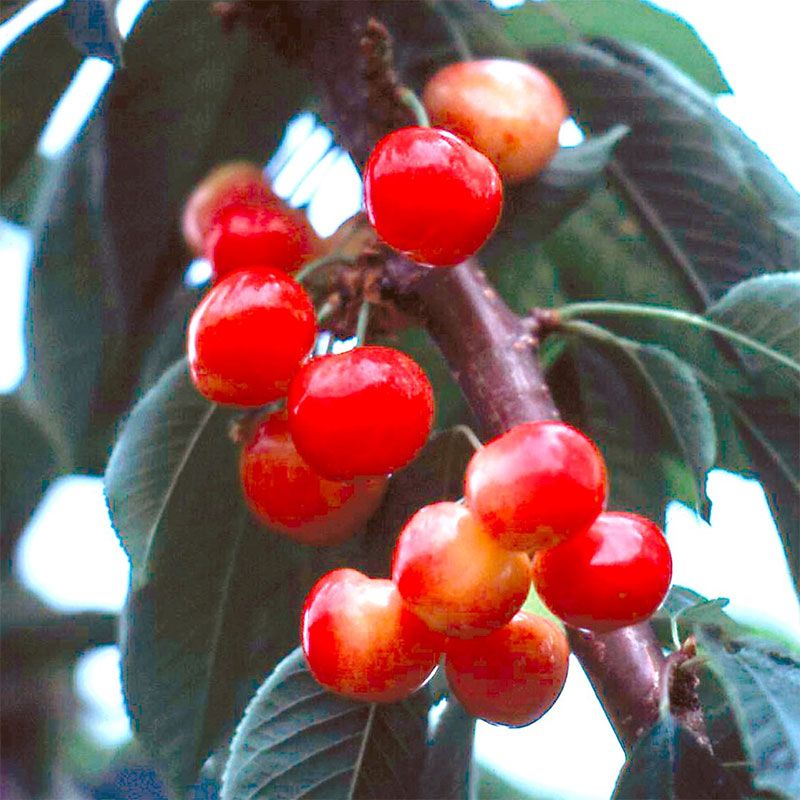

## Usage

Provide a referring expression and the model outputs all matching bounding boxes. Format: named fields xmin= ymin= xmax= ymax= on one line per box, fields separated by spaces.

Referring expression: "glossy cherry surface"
xmin=464 ymin=421 xmax=607 ymax=552
xmin=205 ymin=202 xmax=318 ymax=281
xmin=181 ymin=161 xmax=273 ymax=255
xmin=363 ymin=126 xmax=502 ymax=267
xmin=187 ymin=268 xmax=316 ymax=406
xmin=240 ymin=411 xmax=387 ymax=545
xmin=423 ymin=59 xmax=567 ymax=183
xmin=301 ymin=569 xmax=443 ymax=702
xmin=391 ymin=502 xmax=530 ymax=638
xmin=531 ymin=512 xmax=673 ymax=632
xmin=288 ymin=346 xmax=434 ymax=479
xmin=445 ymin=611 xmax=569 ymax=727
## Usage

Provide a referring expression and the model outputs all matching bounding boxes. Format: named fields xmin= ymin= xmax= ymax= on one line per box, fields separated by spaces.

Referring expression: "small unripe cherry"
xmin=301 ymin=569 xmax=443 ymax=702
xmin=391 ymin=502 xmax=531 ymax=638
xmin=187 ymin=268 xmax=316 ymax=406
xmin=363 ymin=126 xmax=502 ymax=267
xmin=181 ymin=161 xmax=273 ymax=255
xmin=531 ymin=512 xmax=673 ymax=632
xmin=288 ymin=346 xmax=434 ymax=480
xmin=240 ymin=410 xmax=387 ymax=545
xmin=445 ymin=611 xmax=569 ymax=727
xmin=205 ymin=202 xmax=320 ymax=281
xmin=464 ymin=421 xmax=607 ymax=552
xmin=423 ymin=59 xmax=567 ymax=183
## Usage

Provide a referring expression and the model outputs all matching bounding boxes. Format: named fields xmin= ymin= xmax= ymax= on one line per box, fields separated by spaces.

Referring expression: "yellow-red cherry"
xmin=240 ymin=410 xmax=387 ymax=546
xmin=301 ymin=569 xmax=443 ymax=702
xmin=391 ymin=502 xmax=531 ymax=638
xmin=205 ymin=202 xmax=319 ymax=282
xmin=445 ymin=611 xmax=569 ymax=727
xmin=181 ymin=161 xmax=273 ymax=255
xmin=288 ymin=346 xmax=434 ymax=480
xmin=187 ymin=268 xmax=316 ymax=406
xmin=464 ymin=421 xmax=608 ymax=552
xmin=363 ymin=126 xmax=502 ymax=267
xmin=531 ymin=512 xmax=673 ymax=633
xmin=423 ymin=59 xmax=567 ymax=183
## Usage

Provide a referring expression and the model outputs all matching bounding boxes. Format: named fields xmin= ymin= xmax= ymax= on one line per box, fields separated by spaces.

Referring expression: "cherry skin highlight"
xmin=423 ymin=59 xmax=567 ymax=183
xmin=363 ymin=126 xmax=502 ymax=267
xmin=181 ymin=161 xmax=274 ymax=255
xmin=205 ymin=202 xmax=319 ymax=281
xmin=392 ymin=502 xmax=531 ymax=638
xmin=301 ymin=569 xmax=443 ymax=702
xmin=531 ymin=512 xmax=673 ymax=632
xmin=240 ymin=410 xmax=387 ymax=545
xmin=445 ymin=611 xmax=569 ymax=727
xmin=464 ymin=421 xmax=608 ymax=552
xmin=187 ymin=268 xmax=316 ymax=406
xmin=288 ymin=346 xmax=434 ymax=480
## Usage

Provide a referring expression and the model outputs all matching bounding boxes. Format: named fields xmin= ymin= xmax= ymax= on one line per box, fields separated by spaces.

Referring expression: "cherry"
xmin=464 ymin=421 xmax=607 ymax=552
xmin=301 ymin=569 xmax=443 ymax=702
xmin=391 ymin=502 xmax=531 ymax=638
xmin=205 ymin=202 xmax=319 ymax=282
xmin=363 ymin=126 xmax=502 ymax=267
xmin=288 ymin=346 xmax=434 ymax=480
xmin=423 ymin=59 xmax=567 ymax=183
xmin=531 ymin=512 xmax=673 ymax=632
xmin=187 ymin=268 xmax=316 ymax=406
xmin=240 ymin=410 xmax=387 ymax=545
xmin=445 ymin=611 xmax=569 ymax=727
xmin=181 ymin=161 xmax=274 ymax=255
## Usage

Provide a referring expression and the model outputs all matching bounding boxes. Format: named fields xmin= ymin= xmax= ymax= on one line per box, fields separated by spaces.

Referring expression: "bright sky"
xmin=2 ymin=1 xmax=799 ymax=797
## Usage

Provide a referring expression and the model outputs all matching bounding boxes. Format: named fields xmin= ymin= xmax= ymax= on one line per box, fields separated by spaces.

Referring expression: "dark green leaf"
xmin=501 ymin=0 xmax=729 ymax=94
xmin=612 ymin=713 xmax=741 ymax=799
xmin=420 ymin=698 xmax=476 ymax=800
xmin=221 ymin=648 xmax=432 ymax=800
xmin=697 ymin=626 xmax=800 ymax=799
xmin=651 ymin=586 xmax=731 ymax=649
xmin=62 ymin=0 xmax=123 ymax=65
xmin=534 ymin=41 xmax=798 ymax=305
xmin=0 ymin=7 xmax=81 ymax=194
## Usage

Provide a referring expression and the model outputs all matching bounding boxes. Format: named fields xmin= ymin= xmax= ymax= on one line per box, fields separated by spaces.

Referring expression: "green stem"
xmin=355 ymin=299 xmax=371 ymax=345
xmin=316 ymin=300 xmax=335 ymax=324
xmin=557 ymin=301 xmax=800 ymax=375
xmin=295 ymin=253 xmax=355 ymax=284
xmin=397 ymin=87 xmax=430 ymax=127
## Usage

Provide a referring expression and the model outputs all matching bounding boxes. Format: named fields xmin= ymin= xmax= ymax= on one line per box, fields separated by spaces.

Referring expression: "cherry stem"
xmin=296 ymin=252 xmax=355 ymax=284
xmin=316 ymin=300 xmax=336 ymax=324
xmin=397 ymin=87 xmax=430 ymax=128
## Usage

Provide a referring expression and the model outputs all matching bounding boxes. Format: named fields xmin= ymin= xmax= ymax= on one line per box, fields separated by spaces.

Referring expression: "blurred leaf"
xmin=652 ymin=586 xmax=730 ymax=649
xmin=534 ymin=40 xmax=798 ymax=305
xmin=0 ymin=7 xmax=81 ymax=202
xmin=62 ymin=0 xmax=123 ymax=65
xmin=420 ymin=698 xmax=476 ymax=800
xmin=500 ymin=0 xmax=730 ymax=93
xmin=221 ymin=648 xmax=433 ymax=800
xmin=697 ymin=626 xmax=800 ymax=799
xmin=106 ymin=361 xmax=475 ymax=789
xmin=612 ymin=712 xmax=742 ymax=799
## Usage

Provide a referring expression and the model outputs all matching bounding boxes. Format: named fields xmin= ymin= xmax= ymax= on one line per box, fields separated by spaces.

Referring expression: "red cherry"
xmin=363 ymin=126 xmax=502 ymax=267
xmin=531 ymin=512 xmax=673 ymax=632
xmin=181 ymin=162 xmax=274 ymax=255
xmin=464 ymin=421 xmax=607 ymax=552
xmin=240 ymin=410 xmax=387 ymax=545
xmin=391 ymin=502 xmax=531 ymax=638
xmin=423 ymin=60 xmax=567 ymax=183
xmin=205 ymin=202 xmax=319 ymax=281
xmin=187 ymin=268 xmax=316 ymax=406
xmin=445 ymin=611 xmax=569 ymax=727
xmin=301 ymin=569 xmax=443 ymax=702
xmin=288 ymin=346 xmax=434 ymax=479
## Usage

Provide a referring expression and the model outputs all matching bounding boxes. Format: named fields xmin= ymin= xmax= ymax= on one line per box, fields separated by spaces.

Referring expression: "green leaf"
xmin=697 ymin=626 xmax=800 ymax=799
xmin=0 ymin=7 xmax=81 ymax=194
xmin=221 ymin=648 xmax=433 ymax=800
xmin=106 ymin=361 xmax=476 ymax=789
xmin=534 ymin=40 xmax=798 ymax=305
xmin=612 ymin=713 xmax=741 ymax=799
xmin=501 ymin=0 xmax=730 ymax=94
xmin=420 ymin=698 xmax=476 ymax=800
xmin=62 ymin=0 xmax=123 ymax=65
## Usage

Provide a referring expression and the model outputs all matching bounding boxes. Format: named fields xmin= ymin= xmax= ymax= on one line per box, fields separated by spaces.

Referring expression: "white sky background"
xmin=2 ymin=1 xmax=799 ymax=797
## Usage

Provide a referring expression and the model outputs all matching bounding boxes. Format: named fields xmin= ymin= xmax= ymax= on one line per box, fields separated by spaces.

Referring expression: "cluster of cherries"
xmin=302 ymin=421 xmax=673 ymax=726
xmin=181 ymin=58 xmax=673 ymax=727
